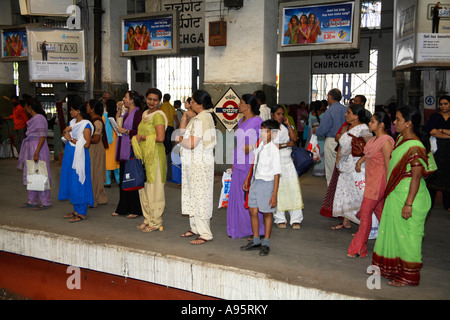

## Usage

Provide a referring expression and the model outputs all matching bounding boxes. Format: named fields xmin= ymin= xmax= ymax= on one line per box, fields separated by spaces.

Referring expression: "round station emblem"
xmin=221 ymin=100 xmax=239 ymax=121
xmin=214 ymin=87 xmax=243 ymax=131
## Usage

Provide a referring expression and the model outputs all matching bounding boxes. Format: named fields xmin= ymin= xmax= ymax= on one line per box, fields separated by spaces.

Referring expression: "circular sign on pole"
xmin=214 ymin=87 xmax=243 ymax=131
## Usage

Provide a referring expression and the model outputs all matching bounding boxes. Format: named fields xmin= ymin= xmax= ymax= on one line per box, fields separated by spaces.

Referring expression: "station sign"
xmin=214 ymin=87 xmax=243 ymax=131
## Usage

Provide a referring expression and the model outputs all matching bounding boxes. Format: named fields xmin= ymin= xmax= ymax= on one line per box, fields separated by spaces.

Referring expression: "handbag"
xmin=26 ymin=160 xmax=49 ymax=192
xmin=347 ymin=133 xmax=366 ymax=157
xmin=291 ymin=146 xmax=314 ymax=177
xmin=121 ymin=150 xmax=146 ymax=191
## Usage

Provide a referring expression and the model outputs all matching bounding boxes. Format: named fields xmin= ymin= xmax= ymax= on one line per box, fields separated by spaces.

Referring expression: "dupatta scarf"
xmin=385 ymin=135 xmax=435 ymax=198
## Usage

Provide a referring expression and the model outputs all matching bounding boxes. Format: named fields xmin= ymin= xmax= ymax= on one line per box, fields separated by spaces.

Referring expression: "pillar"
xmin=101 ymin=0 xmax=129 ymax=100
xmin=0 ymin=1 xmax=15 ymax=117
xmin=203 ymin=0 xmax=278 ymax=105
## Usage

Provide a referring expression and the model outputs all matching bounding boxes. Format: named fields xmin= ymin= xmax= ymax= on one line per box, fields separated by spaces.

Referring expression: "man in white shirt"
xmin=241 ymin=119 xmax=281 ymax=256
xmin=253 ymin=90 xmax=271 ymax=121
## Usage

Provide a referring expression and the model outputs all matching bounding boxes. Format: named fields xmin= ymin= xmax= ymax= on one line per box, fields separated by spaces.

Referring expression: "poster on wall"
xmin=214 ymin=87 xmax=243 ymax=132
xmin=278 ymin=0 xmax=362 ymax=52
xmin=1 ymin=26 xmax=28 ymax=61
xmin=27 ymin=26 xmax=85 ymax=82
xmin=416 ymin=0 xmax=450 ymax=64
xmin=162 ymin=0 xmax=205 ymax=49
xmin=120 ymin=11 xmax=179 ymax=56
xmin=393 ymin=0 xmax=450 ymax=70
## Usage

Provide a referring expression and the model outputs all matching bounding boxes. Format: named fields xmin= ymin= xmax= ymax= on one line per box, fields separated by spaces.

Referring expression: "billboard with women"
xmin=278 ymin=0 xmax=362 ymax=52
xmin=120 ymin=11 xmax=179 ymax=56
xmin=1 ymin=26 xmax=28 ymax=61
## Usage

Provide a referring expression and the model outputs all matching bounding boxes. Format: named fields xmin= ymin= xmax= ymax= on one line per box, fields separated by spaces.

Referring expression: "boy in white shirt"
xmin=241 ymin=119 xmax=281 ymax=256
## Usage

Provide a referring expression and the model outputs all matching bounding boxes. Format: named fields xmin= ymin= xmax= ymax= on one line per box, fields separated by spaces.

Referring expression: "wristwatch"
xmin=289 ymin=125 xmax=294 ymax=130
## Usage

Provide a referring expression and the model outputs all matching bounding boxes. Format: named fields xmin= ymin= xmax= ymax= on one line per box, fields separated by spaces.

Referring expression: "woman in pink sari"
xmin=347 ymin=112 xmax=394 ymax=258
xmin=17 ymin=98 xmax=51 ymax=209
xmin=297 ymin=14 xmax=311 ymax=44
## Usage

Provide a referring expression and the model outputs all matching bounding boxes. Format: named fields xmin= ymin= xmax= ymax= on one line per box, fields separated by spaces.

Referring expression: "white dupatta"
xmin=68 ymin=119 xmax=93 ymax=184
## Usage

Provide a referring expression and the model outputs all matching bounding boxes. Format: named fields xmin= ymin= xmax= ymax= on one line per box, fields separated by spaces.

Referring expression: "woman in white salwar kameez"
xmin=271 ymin=105 xmax=304 ymax=229
xmin=332 ymin=104 xmax=372 ymax=229
xmin=177 ymin=90 xmax=217 ymax=245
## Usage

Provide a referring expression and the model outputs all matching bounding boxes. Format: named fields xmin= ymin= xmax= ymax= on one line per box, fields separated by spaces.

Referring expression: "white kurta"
xmin=180 ymin=113 xmax=216 ymax=240
xmin=332 ymin=124 xmax=371 ymax=224
xmin=273 ymin=124 xmax=304 ymax=225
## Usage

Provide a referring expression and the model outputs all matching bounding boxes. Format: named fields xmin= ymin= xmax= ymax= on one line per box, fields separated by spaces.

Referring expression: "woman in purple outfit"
xmin=112 ymin=90 xmax=144 ymax=218
xmin=17 ymin=98 xmax=51 ymax=209
xmin=227 ymin=94 xmax=265 ymax=239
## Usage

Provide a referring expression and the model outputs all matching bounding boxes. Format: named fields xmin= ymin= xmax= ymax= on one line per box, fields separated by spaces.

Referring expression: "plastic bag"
xmin=26 ymin=160 xmax=49 ymax=191
xmin=218 ymin=169 xmax=232 ymax=208
xmin=307 ymin=134 xmax=321 ymax=162
xmin=368 ymin=214 xmax=379 ymax=240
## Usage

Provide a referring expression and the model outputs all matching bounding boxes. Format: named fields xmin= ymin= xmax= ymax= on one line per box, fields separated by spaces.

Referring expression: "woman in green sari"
xmin=132 ymin=88 xmax=168 ymax=232
xmin=372 ymin=106 xmax=435 ymax=286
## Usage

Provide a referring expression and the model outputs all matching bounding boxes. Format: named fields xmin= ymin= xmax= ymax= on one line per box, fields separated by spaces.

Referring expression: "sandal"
xmin=388 ymin=280 xmax=405 ymax=287
xmin=34 ymin=205 xmax=51 ymax=210
xmin=277 ymin=223 xmax=287 ymax=229
xmin=64 ymin=212 xmax=76 ymax=219
xmin=331 ymin=222 xmax=351 ymax=230
xmin=126 ymin=214 xmax=138 ymax=219
xmin=137 ymin=223 xmax=148 ymax=230
xmin=111 ymin=212 xmax=119 ymax=216
xmin=190 ymin=237 xmax=209 ymax=245
xmin=19 ymin=203 xmax=38 ymax=208
xmin=141 ymin=225 xmax=163 ymax=232
xmin=292 ymin=223 xmax=301 ymax=230
xmin=69 ymin=214 xmax=86 ymax=223
xmin=181 ymin=230 xmax=197 ymax=238
xmin=346 ymin=253 xmax=361 ymax=259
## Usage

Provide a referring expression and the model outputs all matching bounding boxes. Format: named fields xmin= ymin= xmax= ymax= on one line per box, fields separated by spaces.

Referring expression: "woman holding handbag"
xmin=331 ymin=104 xmax=372 ymax=230
xmin=17 ymin=98 xmax=51 ymax=210
xmin=112 ymin=90 xmax=144 ymax=219
xmin=347 ymin=112 xmax=394 ymax=258
xmin=132 ymin=88 xmax=168 ymax=232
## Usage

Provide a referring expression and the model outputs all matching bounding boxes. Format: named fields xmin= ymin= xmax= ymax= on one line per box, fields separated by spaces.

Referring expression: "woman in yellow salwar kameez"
xmin=372 ymin=106 xmax=436 ymax=286
xmin=131 ymin=88 xmax=168 ymax=232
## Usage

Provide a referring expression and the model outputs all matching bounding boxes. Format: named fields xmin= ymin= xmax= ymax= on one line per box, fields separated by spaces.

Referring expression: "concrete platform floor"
xmin=0 ymin=157 xmax=449 ymax=300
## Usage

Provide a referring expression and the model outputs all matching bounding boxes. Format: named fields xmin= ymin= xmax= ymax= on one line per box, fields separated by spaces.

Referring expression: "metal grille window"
xmin=156 ymin=56 xmax=199 ymax=106
xmin=311 ymin=49 xmax=379 ymax=112
xmin=361 ymin=1 xmax=382 ymax=29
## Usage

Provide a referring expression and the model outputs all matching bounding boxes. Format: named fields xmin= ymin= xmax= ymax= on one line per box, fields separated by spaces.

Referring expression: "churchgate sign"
xmin=162 ymin=0 xmax=205 ymax=49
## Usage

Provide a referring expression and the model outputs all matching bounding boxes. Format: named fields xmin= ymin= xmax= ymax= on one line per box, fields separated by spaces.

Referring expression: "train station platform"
xmin=0 ymin=157 xmax=448 ymax=300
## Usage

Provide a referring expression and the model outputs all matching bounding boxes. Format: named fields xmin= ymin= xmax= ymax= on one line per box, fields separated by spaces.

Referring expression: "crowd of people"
xmin=11 ymin=87 xmax=449 ymax=286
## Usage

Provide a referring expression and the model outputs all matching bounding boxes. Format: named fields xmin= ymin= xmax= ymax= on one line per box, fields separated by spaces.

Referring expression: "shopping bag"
xmin=168 ymin=145 xmax=182 ymax=184
xmin=306 ymin=134 xmax=321 ymax=162
xmin=122 ymin=154 xmax=146 ymax=191
xmin=368 ymin=214 xmax=379 ymax=240
xmin=26 ymin=160 xmax=49 ymax=191
xmin=291 ymin=146 xmax=314 ymax=177
xmin=352 ymin=171 xmax=366 ymax=197
xmin=218 ymin=170 xmax=232 ymax=208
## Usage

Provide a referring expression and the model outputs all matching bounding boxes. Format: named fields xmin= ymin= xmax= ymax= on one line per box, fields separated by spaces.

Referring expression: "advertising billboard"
xmin=278 ymin=0 xmax=362 ymax=52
